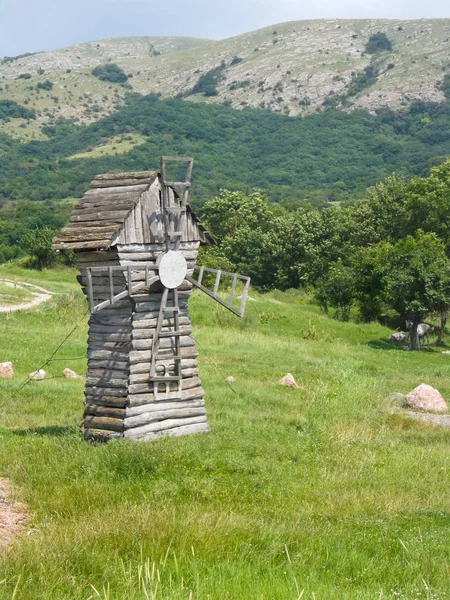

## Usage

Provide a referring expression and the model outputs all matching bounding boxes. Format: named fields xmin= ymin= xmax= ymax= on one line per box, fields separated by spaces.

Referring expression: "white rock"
xmin=226 ymin=376 xmax=236 ymax=383
xmin=0 ymin=361 xmax=13 ymax=379
xmin=28 ymin=369 xmax=46 ymax=381
xmin=441 ymin=351 xmax=450 ymax=355
xmin=62 ymin=368 xmax=81 ymax=380
xmin=404 ymin=384 xmax=448 ymax=413
xmin=279 ymin=373 xmax=299 ymax=389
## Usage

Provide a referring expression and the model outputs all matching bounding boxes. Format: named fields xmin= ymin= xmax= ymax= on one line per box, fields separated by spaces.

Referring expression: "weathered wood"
xmin=83 ymin=428 xmax=122 ymax=442
xmin=132 ymin=316 xmax=190 ymax=329
xmin=125 ymin=399 xmax=205 ymax=418
xmin=85 ymin=385 xmax=128 ymax=398
xmin=90 ymin=332 xmax=131 ymax=343
xmin=129 ymin=346 xmax=198 ymax=364
xmin=124 ymin=406 xmax=206 ymax=430
xmin=90 ymin=324 xmax=132 ymax=334
xmin=131 ymin=336 xmax=195 ymax=351
xmin=86 ymin=377 xmax=128 ymax=389
xmin=83 ymin=416 xmax=124 ymax=432
xmin=88 ymin=340 xmax=131 ymax=351
xmin=129 ymin=358 xmax=197 ymax=375
xmin=137 ymin=421 xmax=210 ymax=441
xmin=84 ymin=395 xmax=128 ymax=408
xmin=132 ymin=326 xmax=192 ymax=340
xmin=84 ymin=404 xmax=126 ymax=418
xmin=127 ymin=386 xmax=205 ymax=405
xmin=87 ymin=349 xmax=130 ymax=361
xmin=94 ymin=171 xmax=156 ymax=181
xmin=90 ymin=179 xmax=152 ymax=189
xmin=123 ymin=415 xmax=207 ymax=439
xmin=88 ymin=360 xmax=129 ymax=371
xmin=77 ymin=251 xmax=118 ymax=263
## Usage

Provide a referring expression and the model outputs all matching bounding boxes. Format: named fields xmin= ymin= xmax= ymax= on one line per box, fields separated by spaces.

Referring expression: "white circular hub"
xmin=159 ymin=250 xmax=187 ymax=289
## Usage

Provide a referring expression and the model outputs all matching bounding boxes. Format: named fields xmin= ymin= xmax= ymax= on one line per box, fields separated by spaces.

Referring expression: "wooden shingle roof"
xmin=53 ymin=171 xmax=214 ymax=250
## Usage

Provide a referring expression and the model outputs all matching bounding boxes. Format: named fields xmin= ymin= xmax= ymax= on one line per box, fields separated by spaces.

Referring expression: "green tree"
xmin=315 ymin=260 xmax=355 ymax=321
xmin=21 ymin=227 xmax=57 ymax=270
xmin=354 ymin=231 xmax=450 ymax=348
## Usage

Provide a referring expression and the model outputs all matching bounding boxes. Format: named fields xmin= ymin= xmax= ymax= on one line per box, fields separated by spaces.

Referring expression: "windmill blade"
xmin=186 ymin=267 xmax=251 ymax=318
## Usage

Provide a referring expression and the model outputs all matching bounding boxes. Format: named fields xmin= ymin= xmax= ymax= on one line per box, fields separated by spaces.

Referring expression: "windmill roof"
xmin=52 ymin=171 xmax=214 ymax=250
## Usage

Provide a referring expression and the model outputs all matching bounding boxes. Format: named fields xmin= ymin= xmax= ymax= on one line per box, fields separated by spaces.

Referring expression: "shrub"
xmin=365 ymin=32 xmax=392 ymax=54
xmin=36 ymin=79 xmax=53 ymax=91
xmin=92 ymin=63 xmax=128 ymax=84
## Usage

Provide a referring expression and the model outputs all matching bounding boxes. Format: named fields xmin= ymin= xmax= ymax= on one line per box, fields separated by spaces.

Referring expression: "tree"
xmin=21 ymin=227 xmax=57 ymax=270
xmin=354 ymin=231 xmax=450 ymax=348
xmin=315 ymin=260 xmax=355 ymax=320
xmin=92 ymin=64 xmax=128 ymax=84
xmin=365 ymin=32 xmax=392 ymax=54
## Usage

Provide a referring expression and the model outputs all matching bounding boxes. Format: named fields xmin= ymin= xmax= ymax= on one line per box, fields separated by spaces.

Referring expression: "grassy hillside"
xmin=1 ymin=266 xmax=450 ymax=598
xmin=1 ymin=19 xmax=450 ymax=140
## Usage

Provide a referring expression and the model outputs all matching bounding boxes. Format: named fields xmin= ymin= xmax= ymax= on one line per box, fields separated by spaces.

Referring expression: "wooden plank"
xmin=132 ymin=326 xmax=192 ymax=340
xmin=54 ymin=240 xmax=112 ymax=250
xmin=86 ymin=377 xmax=128 ymax=389
xmin=129 ymin=346 xmax=198 ymax=364
xmin=77 ymin=250 xmax=118 ymax=263
xmin=70 ymin=211 xmax=129 ymax=223
xmin=87 ymin=349 xmax=130 ymax=361
xmin=126 ymin=399 xmax=204 ymax=418
xmin=85 ymin=385 xmax=128 ymax=398
xmin=84 ymin=394 xmax=128 ymax=408
xmin=90 ymin=179 xmax=152 ymax=189
xmin=88 ymin=368 xmax=129 ymax=379
xmin=84 ymin=405 xmax=126 ymax=419
xmin=124 ymin=406 xmax=206 ymax=430
xmin=83 ymin=428 xmax=122 ymax=442
xmin=83 ymin=416 xmax=124 ymax=432
xmin=94 ymin=171 xmax=156 ymax=181
xmin=127 ymin=386 xmax=205 ymax=405
xmin=132 ymin=316 xmax=190 ymax=329
xmin=129 ymin=358 xmax=197 ymax=375
xmin=132 ymin=336 xmax=195 ymax=351
xmin=136 ymin=422 xmax=210 ymax=441
xmin=123 ymin=415 xmax=207 ymax=439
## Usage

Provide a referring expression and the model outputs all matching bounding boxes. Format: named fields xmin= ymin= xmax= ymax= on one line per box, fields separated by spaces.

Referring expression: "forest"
xmin=1 ymin=90 xmax=450 ymax=338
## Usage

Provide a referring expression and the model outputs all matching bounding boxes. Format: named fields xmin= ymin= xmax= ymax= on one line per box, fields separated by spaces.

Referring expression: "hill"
xmin=1 ymin=19 xmax=450 ymax=140
xmin=1 ymin=264 xmax=450 ymax=598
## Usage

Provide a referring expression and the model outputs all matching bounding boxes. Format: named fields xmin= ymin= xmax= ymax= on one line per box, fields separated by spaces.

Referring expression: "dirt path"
xmin=0 ymin=279 xmax=54 ymax=313
xmin=0 ymin=478 xmax=27 ymax=549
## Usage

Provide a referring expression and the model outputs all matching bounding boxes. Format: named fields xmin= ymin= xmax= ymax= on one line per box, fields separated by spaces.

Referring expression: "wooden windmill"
xmin=53 ymin=157 xmax=250 ymax=442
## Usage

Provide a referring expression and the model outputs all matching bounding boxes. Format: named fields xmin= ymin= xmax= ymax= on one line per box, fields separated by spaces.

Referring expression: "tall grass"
xmin=1 ymin=268 xmax=450 ymax=599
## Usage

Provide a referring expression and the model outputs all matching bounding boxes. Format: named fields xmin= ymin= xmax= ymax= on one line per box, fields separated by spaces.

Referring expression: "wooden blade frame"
xmin=187 ymin=266 xmax=251 ymax=318
xmin=85 ymin=263 xmax=159 ymax=314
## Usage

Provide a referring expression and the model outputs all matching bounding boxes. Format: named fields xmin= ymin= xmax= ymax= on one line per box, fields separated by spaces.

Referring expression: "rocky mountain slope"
xmin=1 ymin=19 xmax=450 ymax=140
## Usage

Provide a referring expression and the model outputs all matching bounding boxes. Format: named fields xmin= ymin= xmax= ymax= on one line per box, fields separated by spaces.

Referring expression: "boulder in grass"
xmin=0 ymin=362 xmax=13 ymax=379
xmin=226 ymin=376 xmax=236 ymax=383
xmin=28 ymin=369 xmax=46 ymax=381
xmin=279 ymin=373 xmax=299 ymax=389
xmin=63 ymin=368 xmax=81 ymax=380
xmin=404 ymin=384 xmax=448 ymax=413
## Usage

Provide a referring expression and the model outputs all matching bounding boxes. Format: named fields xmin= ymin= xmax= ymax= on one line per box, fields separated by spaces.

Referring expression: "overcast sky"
xmin=1 ymin=0 xmax=449 ymax=57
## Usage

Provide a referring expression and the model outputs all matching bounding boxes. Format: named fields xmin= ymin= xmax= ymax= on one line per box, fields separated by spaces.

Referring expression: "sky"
xmin=1 ymin=0 xmax=449 ymax=57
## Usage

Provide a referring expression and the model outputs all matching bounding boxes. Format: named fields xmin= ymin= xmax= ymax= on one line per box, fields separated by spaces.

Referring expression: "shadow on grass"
xmin=366 ymin=338 xmax=406 ymax=351
xmin=367 ymin=338 xmax=441 ymax=352
xmin=6 ymin=425 xmax=79 ymax=438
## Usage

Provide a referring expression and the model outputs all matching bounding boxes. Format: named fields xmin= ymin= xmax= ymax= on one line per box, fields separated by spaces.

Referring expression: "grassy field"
xmin=1 ymin=266 xmax=450 ymax=599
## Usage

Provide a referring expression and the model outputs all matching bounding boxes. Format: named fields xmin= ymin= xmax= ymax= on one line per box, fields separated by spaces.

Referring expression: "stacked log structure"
xmin=53 ymin=171 xmax=212 ymax=442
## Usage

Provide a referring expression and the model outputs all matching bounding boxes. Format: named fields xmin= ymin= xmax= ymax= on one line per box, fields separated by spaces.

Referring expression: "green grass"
xmin=0 ymin=282 xmax=33 ymax=305
xmin=1 ymin=268 xmax=450 ymax=599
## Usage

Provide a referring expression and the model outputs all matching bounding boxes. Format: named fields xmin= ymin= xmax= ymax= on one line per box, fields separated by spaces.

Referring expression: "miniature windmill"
xmin=53 ymin=157 xmax=250 ymax=442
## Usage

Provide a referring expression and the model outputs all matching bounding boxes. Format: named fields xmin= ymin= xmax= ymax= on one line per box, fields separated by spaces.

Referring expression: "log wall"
xmin=75 ymin=241 xmax=209 ymax=442
xmin=117 ymin=241 xmax=209 ymax=441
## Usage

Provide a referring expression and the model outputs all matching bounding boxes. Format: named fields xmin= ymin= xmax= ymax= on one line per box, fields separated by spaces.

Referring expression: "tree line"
xmin=200 ymin=159 xmax=450 ymax=348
